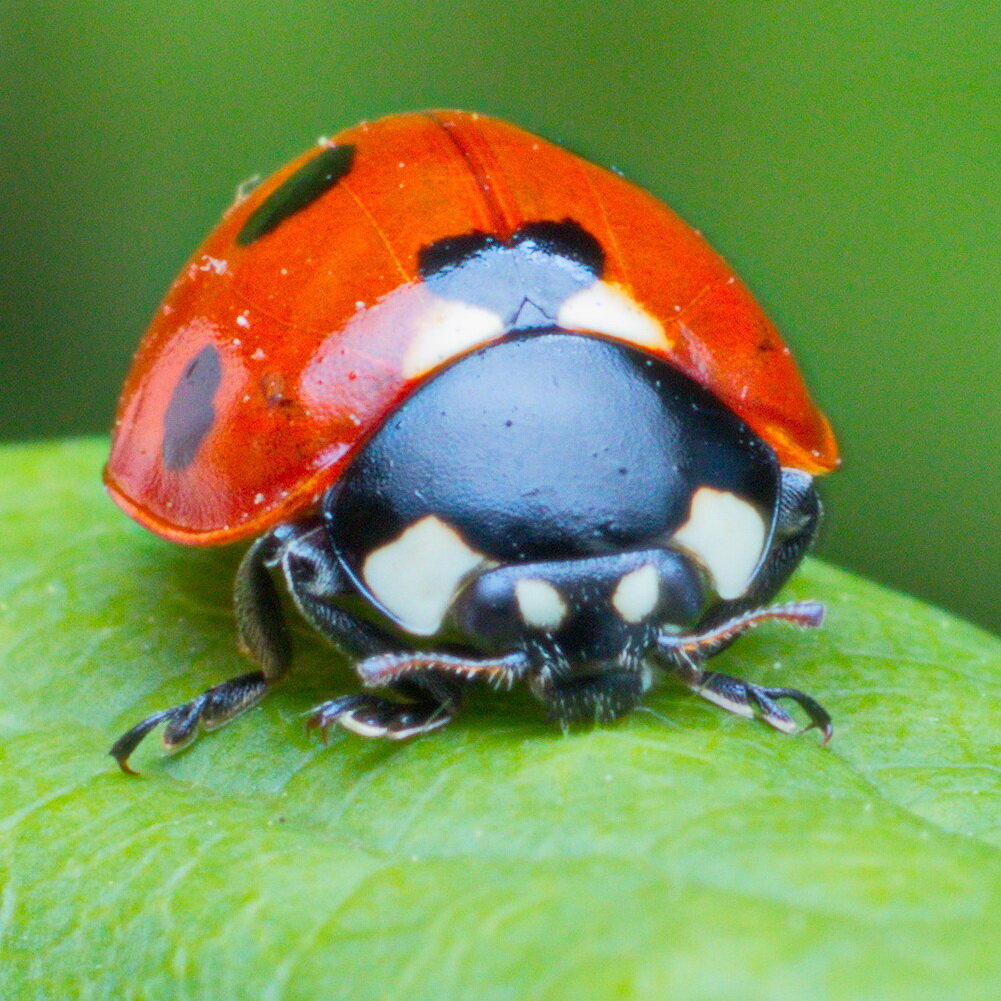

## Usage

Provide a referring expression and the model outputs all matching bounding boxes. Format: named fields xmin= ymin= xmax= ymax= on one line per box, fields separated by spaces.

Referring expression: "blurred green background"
xmin=2 ymin=1 xmax=998 ymax=631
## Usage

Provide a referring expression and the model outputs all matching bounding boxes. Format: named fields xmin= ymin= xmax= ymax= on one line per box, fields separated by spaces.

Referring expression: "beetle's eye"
xmin=450 ymin=571 xmax=522 ymax=649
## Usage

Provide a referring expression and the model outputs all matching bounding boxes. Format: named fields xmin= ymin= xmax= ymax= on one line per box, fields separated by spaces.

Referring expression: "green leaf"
xmin=1 ymin=438 xmax=999 ymax=1001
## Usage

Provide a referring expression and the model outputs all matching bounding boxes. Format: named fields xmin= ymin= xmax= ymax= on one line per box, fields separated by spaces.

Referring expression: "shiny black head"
xmin=449 ymin=547 xmax=706 ymax=668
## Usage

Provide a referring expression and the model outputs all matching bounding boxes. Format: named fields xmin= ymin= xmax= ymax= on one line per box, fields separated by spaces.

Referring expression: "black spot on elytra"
xmin=417 ymin=219 xmax=604 ymax=329
xmin=162 ymin=345 xmax=222 ymax=470
xmin=236 ymin=144 xmax=355 ymax=246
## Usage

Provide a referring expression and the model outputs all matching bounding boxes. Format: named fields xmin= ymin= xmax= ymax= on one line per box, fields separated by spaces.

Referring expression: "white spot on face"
xmin=671 ymin=488 xmax=768 ymax=600
xmin=402 ymin=299 xmax=506 ymax=378
xmin=612 ymin=563 xmax=660 ymax=623
xmin=362 ymin=516 xmax=486 ymax=636
xmin=515 ymin=578 xmax=568 ymax=630
xmin=557 ymin=280 xmax=669 ymax=352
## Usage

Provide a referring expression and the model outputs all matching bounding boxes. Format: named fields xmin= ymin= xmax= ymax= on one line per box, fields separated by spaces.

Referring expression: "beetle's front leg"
xmin=653 ymin=601 xmax=832 ymax=741
xmin=306 ymin=678 xmax=464 ymax=741
xmin=307 ymin=649 xmax=533 ymax=740
xmin=679 ymin=663 xmax=832 ymax=741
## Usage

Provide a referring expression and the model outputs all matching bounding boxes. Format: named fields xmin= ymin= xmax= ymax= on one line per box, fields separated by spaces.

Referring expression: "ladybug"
xmin=107 ymin=111 xmax=839 ymax=772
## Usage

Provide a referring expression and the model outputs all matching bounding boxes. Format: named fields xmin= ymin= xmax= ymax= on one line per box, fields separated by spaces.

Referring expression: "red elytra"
xmin=106 ymin=110 xmax=839 ymax=546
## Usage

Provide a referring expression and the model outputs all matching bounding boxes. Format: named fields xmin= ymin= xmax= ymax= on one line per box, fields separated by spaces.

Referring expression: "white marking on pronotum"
xmin=515 ymin=578 xmax=568 ymax=630
xmin=671 ymin=487 xmax=768 ymax=600
xmin=612 ymin=563 xmax=660 ymax=623
xmin=362 ymin=516 xmax=486 ymax=635
xmin=402 ymin=299 xmax=506 ymax=378
xmin=557 ymin=280 xmax=668 ymax=352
